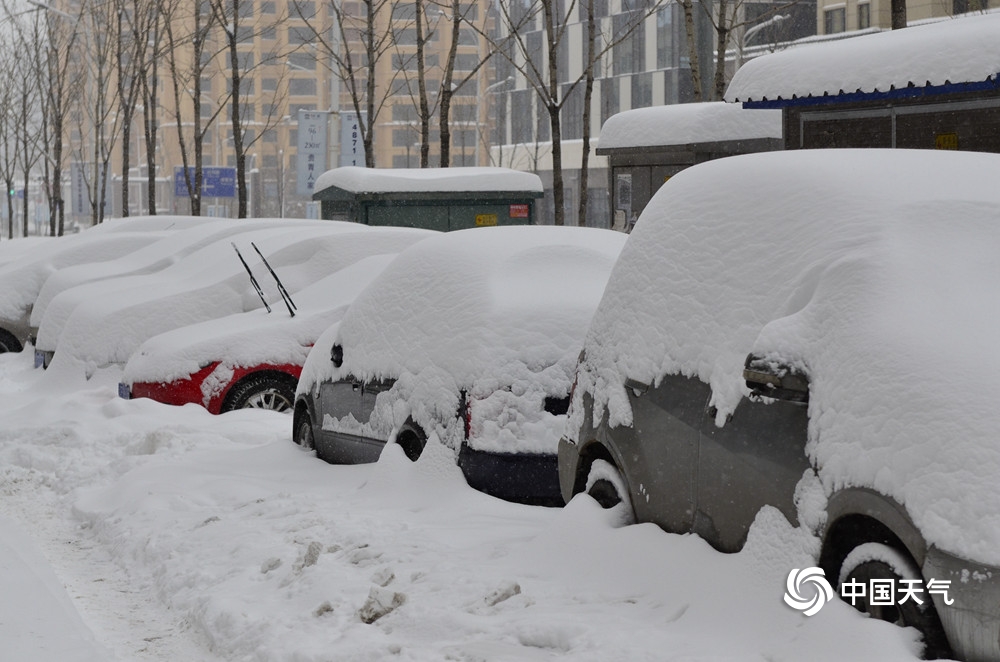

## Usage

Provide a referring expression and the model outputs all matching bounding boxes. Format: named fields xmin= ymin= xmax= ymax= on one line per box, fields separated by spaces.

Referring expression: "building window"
xmin=261 ymin=25 xmax=276 ymax=40
xmin=452 ymin=104 xmax=477 ymax=122
xmin=288 ymin=52 xmax=316 ymax=70
xmin=393 ymin=126 xmax=419 ymax=147
xmin=452 ymin=129 xmax=476 ymax=151
xmin=656 ymin=4 xmax=674 ymax=69
xmin=262 ymin=78 xmax=277 ymax=92
xmin=614 ymin=12 xmax=645 ymax=76
xmin=392 ymin=104 xmax=418 ymax=122
xmin=227 ymin=77 xmax=255 ymax=94
xmin=390 ymin=79 xmax=415 ymax=96
xmin=263 ymin=129 xmax=278 ymax=143
xmin=454 ymin=79 xmax=477 ymax=97
xmin=227 ymin=50 xmax=254 ymax=69
xmin=394 ymin=28 xmax=417 ymax=45
xmin=600 ymin=78 xmax=619 ymax=125
xmin=458 ymin=28 xmax=479 ymax=45
xmin=290 ymin=0 xmax=316 ymax=19
xmin=561 ymin=82 xmax=583 ymax=140
xmin=631 ymin=72 xmax=652 ymax=109
xmin=511 ymin=88 xmax=532 ymax=143
xmin=857 ymin=3 xmax=870 ymax=28
xmin=260 ymin=1 xmax=275 ymax=13
xmin=392 ymin=3 xmax=416 ymax=19
xmin=458 ymin=3 xmax=478 ymax=20
xmin=288 ymin=26 xmax=313 ymax=44
xmin=454 ymin=53 xmax=479 ymax=71
xmin=824 ymin=6 xmax=845 ymax=34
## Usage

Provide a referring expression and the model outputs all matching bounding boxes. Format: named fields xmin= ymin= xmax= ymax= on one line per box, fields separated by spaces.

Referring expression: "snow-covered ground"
xmin=0 ymin=347 xmax=924 ymax=661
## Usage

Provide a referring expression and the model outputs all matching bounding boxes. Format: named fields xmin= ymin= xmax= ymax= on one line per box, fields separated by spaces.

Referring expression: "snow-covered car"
xmin=28 ymin=217 xmax=326 ymax=350
xmin=293 ymin=225 xmax=627 ymax=504
xmin=38 ymin=221 xmax=387 ymax=371
xmin=118 ymin=227 xmax=436 ymax=413
xmin=559 ymin=149 xmax=1000 ymax=660
xmin=0 ymin=217 xmax=200 ymax=353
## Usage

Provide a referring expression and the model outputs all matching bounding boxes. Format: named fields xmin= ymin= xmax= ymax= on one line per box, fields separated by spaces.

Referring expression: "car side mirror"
xmin=331 ymin=344 xmax=344 ymax=368
xmin=743 ymin=354 xmax=809 ymax=404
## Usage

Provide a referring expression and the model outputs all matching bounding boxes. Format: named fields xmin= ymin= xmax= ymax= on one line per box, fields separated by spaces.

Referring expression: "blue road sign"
xmin=174 ymin=166 xmax=237 ymax=198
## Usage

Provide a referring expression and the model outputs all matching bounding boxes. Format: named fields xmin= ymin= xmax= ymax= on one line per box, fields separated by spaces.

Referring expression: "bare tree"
xmin=480 ymin=0 xmax=657 ymax=225
xmin=430 ymin=0 xmax=494 ymax=167
xmin=209 ymin=0 xmax=292 ymax=216
xmin=16 ymin=12 xmax=46 ymax=237
xmin=36 ymin=2 xmax=84 ymax=235
xmin=313 ymin=0 xmax=398 ymax=168
xmin=0 ymin=39 xmax=19 ymax=238
xmin=162 ymin=0 xmax=224 ymax=216
xmin=69 ymin=0 xmax=124 ymax=224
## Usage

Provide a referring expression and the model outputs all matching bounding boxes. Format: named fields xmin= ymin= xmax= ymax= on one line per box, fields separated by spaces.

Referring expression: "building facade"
xmin=815 ymin=0 xmax=1000 ymax=34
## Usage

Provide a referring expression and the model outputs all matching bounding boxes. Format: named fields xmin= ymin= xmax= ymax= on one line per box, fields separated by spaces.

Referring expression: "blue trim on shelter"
xmin=740 ymin=75 xmax=1000 ymax=109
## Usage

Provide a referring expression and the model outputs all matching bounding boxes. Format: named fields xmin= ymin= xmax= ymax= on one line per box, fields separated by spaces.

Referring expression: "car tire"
xmin=224 ymin=373 xmax=297 ymax=413
xmin=292 ymin=410 xmax=316 ymax=451
xmin=585 ymin=459 xmax=635 ymax=526
xmin=838 ymin=542 xmax=952 ymax=659
xmin=0 ymin=328 xmax=22 ymax=354
xmin=394 ymin=420 xmax=426 ymax=462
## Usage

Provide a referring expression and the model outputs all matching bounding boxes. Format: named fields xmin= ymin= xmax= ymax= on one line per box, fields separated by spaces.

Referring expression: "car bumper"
xmin=458 ymin=444 xmax=562 ymax=506
xmin=557 ymin=436 xmax=583 ymax=505
xmin=923 ymin=546 xmax=1000 ymax=661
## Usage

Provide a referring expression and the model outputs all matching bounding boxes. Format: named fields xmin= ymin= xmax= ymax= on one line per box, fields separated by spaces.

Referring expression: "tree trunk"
xmin=681 ymin=0 xmax=702 ymax=101
xmin=415 ymin=0 xmax=431 ymax=167
xmin=713 ymin=0 xmax=730 ymax=101
xmin=891 ymin=0 xmax=906 ymax=29
xmin=577 ymin=0 xmax=597 ymax=227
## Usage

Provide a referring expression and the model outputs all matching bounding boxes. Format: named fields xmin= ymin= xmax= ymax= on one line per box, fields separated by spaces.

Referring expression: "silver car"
xmin=559 ymin=149 xmax=1000 ymax=661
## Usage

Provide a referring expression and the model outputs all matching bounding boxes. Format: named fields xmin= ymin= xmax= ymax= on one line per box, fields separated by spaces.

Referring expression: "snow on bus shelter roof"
xmin=596 ymin=102 xmax=781 ymax=153
xmin=725 ymin=11 xmax=1000 ymax=107
xmin=314 ymin=166 xmax=544 ymax=200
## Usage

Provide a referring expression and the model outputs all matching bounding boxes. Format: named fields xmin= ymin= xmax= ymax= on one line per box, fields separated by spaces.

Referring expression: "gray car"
xmin=559 ymin=149 xmax=1000 ymax=661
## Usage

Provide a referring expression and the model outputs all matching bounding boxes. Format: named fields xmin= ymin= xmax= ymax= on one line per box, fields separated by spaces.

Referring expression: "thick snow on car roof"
xmin=121 ymin=228 xmax=436 ymax=385
xmin=598 ymin=102 xmax=781 ymax=150
xmin=314 ymin=166 xmax=544 ymax=194
xmin=86 ymin=215 xmax=212 ymax=233
xmin=725 ymin=12 xmax=1000 ymax=103
xmin=46 ymin=223 xmax=423 ymax=368
xmin=30 ymin=218 xmax=326 ymax=327
xmin=577 ymin=148 xmax=1000 ymax=564
xmin=0 ymin=231 xmax=170 ymax=324
xmin=333 ymin=226 xmax=626 ymax=386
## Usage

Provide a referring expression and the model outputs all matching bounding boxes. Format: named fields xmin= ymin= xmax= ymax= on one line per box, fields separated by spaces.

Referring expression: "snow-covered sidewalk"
xmin=0 ymin=349 xmax=927 ymax=661
xmin=0 ymin=515 xmax=111 ymax=662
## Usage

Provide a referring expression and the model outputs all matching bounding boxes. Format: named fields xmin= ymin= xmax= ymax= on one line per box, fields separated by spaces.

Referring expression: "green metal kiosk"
xmin=313 ymin=167 xmax=544 ymax=232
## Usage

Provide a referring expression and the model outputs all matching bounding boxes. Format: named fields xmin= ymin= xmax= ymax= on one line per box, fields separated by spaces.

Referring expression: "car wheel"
xmin=0 ymin=328 xmax=22 ymax=354
xmin=294 ymin=413 xmax=315 ymax=450
xmin=394 ymin=421 xmax=427 ymax=462
xmin=224 ymin=373 xmax=296 ymax=413
xmin=838 ymin=542 xmax=952 ymax=659
xmin=585 ymin=459 xmax=635 ymax=526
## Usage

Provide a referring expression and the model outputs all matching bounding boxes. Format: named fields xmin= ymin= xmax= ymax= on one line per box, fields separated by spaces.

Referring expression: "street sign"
xmin=339 ymin=111 xmax=367 ymax=168
xmin=297 ymin=110 xmax=327 ymax=197
xmin=174 ymin=166 xmax=237 ymax=198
